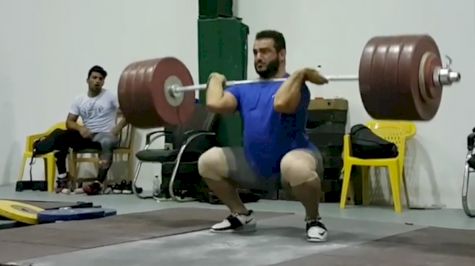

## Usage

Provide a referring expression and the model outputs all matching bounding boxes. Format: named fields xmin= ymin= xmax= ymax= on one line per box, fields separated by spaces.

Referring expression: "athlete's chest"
xmin=240 ymin=83 xmax=280 ymax=113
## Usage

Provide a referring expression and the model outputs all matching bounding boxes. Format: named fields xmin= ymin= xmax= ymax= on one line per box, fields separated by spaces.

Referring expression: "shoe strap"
xmin=226 ymin=215 xmax=244 ymax=227
xmin=231 ymin=209 xmax=253 ymax=217
xmin=306 ymin=220 xmax=327 ymax=231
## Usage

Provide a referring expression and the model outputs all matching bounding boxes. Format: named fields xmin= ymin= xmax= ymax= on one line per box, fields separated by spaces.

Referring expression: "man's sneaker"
xmin=112 ymin=182 xmax=122 ymax=194
xmin=211 ymin=210 xmax=256 ymax=233
xmin=306 ymin=219 xmax=328 ymax=242
xmin=122 ymin=181 xmax=133 ymax=194
xmin=55 ymin=176 xmax=70 ymax=194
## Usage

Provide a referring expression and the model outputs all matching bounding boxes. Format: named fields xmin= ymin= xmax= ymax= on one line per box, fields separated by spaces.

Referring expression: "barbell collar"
xmin=435 ymin=67 xmax=461 ymax=86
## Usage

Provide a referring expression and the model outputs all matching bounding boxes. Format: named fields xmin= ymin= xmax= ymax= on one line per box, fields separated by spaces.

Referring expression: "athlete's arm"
xmin=274 ymin=68 xmax=328 ymax=114
xmin=206 ymin=72 xmax=238 ymax=114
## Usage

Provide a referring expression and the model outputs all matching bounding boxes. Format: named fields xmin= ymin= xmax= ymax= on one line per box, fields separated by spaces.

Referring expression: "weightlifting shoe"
xmin=306 ymin=219 xmax=328 ymax=242
xmin=210 ymin=210 xmax=256 ymax=233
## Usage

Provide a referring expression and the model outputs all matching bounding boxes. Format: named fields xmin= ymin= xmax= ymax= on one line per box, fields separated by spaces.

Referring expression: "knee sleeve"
xmin=197 ymin=147 xmax=229 ymax=181
xmin=281 ymin=151 xmax=320 ymax=187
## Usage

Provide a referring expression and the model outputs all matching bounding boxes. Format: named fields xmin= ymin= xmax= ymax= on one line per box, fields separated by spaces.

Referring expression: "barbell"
xmin=118 ymin=34 xmax=461 ymax=128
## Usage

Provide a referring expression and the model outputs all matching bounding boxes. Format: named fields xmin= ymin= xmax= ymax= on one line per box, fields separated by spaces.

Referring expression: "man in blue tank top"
xmin=198 ymin=30 xmax=329 ymax=242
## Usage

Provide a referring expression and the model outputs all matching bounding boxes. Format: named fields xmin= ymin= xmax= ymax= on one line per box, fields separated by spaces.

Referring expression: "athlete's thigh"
xmin=279 ymin=148 xmax=324 ymax=185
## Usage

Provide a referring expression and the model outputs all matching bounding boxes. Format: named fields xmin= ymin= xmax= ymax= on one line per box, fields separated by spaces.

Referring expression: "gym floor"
xmin=1 ymin=184 xmax=474 ymax=266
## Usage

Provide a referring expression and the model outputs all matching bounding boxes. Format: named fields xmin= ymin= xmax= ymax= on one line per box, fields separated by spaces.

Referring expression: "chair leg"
xmin=462 ymin=157 xmax=475 ymax=217
xmin=17 ymin=154 xmax=28 ymax=181
xmin=169 ymin=145 xmax=195 ymax=202
xmin=402 ymin=170 xmax=411 ymax=208
xmin=132 ymin=161 xmax=152 ymax=199
xmin=388 ymin=163 xmax=402 ymax=213
xmin=362 ymin=166 xmax=371 ymax=205
xmin=68 ymin=153 xmax=78 ymax=190
xmin=46 ymin=154 xmax=56 ymax=193
xmin=340 ymin=162 xmax=353 ymax=209
xmin=128 ymin=153 xmax=133 ymax=180
xmin=43 ymin=158 xmax=48 ymax=181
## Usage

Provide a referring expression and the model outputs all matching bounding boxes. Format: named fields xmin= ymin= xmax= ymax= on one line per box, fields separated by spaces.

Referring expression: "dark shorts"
xmin=222 ymin=147 xmax=324 ymax=191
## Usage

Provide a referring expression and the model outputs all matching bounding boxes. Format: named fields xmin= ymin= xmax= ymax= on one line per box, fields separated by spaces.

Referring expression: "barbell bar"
xmin=118 ymin=34 xmax=461 ymax=128
xmin=170 ymin=75 xmax=359 ymax=93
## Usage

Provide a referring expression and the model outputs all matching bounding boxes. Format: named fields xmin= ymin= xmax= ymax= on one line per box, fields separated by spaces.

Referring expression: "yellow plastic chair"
xmin=18 ymin=122 xmax=66 ymax=192
xmin=339 ymin=120 xmax=416 ymax=213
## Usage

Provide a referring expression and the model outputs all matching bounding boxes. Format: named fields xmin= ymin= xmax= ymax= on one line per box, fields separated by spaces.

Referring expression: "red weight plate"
xmin=359 ymin=35 xmax=442 ymax=120
xmin=358 ymin=38 xmax=376 ymax=99
xmin=421 ymin=52 xmax=442 ymax=102
xmin=397 ymin=35 xmax=442 ymax=120
xmin=149 ymin=57 xmax=195 ymax=126
xmin=363 ymin=38 xmax=403 ymax=119
xmin=118 ymin=57 xmax=195 ymax=128
xmin=359 ymin=36 xmax=391 ymax=119
xmin=383 ymin=41 xmax=404 ymax=117
xmin=118 ymin=59 xmax=165 ymax=128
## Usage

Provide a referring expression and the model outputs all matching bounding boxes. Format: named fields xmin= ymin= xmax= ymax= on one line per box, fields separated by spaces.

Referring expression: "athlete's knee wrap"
xmin=280 ymin=151 xmax=320 ymax=187
xmin=198 ymin=147 xmax=229 ymax=181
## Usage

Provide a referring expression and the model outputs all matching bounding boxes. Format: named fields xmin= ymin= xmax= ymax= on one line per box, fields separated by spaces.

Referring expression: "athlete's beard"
xmin=255 ymin=58 xmax=279 ymax=79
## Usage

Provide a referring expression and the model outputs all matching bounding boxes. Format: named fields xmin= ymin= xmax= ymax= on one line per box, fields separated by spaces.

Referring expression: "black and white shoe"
xmin=306 ymin=219 xmax=328 ymax=242
xmin=211 ymin=210 xmax=256 ymax=233
xmin=55 ymin=177 xmax=70 ymax=194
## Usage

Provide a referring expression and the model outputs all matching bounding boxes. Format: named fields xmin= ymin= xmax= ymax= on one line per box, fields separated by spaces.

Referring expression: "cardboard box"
xmin=308 ymin=97 xmax=348 ymax=111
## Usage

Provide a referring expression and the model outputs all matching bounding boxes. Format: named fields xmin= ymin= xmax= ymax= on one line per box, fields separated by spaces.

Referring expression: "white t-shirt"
xmin=69 ymin=89 xmax=119 ymax=133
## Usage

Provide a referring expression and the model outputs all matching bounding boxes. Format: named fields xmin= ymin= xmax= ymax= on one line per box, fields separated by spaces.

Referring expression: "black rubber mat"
xmin=273 ymin=226 xmax=475 ymax=266
xmin=0 ymin=207 xmax=291 ymax=262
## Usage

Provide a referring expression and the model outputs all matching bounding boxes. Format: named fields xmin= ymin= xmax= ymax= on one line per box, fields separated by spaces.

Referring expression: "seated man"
xmin=198 ymin=30 xmax=329 ymax=242
xmin=54 ymin=65 xmax=127 ymax=195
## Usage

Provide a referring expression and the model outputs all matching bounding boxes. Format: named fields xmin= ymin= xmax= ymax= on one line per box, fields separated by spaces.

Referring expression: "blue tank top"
xmin=226 ymin=78 xmax=316 ymax=178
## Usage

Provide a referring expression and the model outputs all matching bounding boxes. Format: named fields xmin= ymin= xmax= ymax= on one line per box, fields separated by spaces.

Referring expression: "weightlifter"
xmin=198 ymin=30 xmax=329 ymax=242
